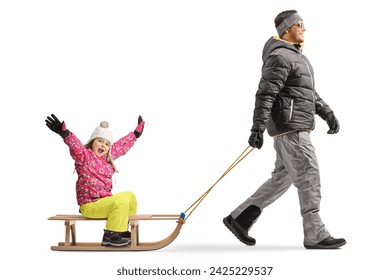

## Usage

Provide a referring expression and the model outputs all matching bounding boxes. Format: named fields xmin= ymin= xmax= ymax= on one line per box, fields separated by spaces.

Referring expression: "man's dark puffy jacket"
xmin=252 ymin=36 xmax=332 ymax=137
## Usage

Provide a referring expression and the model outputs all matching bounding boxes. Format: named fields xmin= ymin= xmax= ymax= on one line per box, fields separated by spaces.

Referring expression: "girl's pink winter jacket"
xmin=63 ymin=131 xmax=137 ymax=205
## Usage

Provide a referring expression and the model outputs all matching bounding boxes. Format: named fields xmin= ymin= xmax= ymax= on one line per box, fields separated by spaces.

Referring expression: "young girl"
xmin=45 ymin=114 xmax=145 ymax=247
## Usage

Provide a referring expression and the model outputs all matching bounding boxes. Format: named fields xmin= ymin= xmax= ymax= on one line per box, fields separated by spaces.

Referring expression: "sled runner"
xmin=48 ymin=146 xmax=254 ymax=251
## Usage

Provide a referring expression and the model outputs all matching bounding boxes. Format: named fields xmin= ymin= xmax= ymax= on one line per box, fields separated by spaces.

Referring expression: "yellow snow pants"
xmin=79 ymin=191 xmax=137 ymax=232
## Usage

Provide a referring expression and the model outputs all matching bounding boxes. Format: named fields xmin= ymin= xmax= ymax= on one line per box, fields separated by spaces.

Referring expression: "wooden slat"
xmin=48 ymin=214 xmax=181 ymax=221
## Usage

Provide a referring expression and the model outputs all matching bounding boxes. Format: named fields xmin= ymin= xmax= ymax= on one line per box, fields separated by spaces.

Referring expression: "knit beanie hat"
xmin=274 ymin=10 xmax=302 ymax=37
xmin=86 ymin=121 xmax=113 ymax=145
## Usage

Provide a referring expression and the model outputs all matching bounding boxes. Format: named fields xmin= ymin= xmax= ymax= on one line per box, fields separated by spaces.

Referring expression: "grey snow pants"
xmin=231 ymin=131 xmax=330 ymax=246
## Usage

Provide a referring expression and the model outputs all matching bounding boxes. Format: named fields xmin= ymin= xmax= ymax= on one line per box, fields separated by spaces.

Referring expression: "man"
xmin=223 ymin=10 xmax=346 ymax=249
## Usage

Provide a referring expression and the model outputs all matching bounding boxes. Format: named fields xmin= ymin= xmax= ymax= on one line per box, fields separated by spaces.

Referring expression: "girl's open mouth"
xmin=98 ymin=148 xmax=105 ymax=153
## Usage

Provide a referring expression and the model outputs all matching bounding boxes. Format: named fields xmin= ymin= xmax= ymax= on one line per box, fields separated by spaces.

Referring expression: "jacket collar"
xmin=274 ymin=35 xmax=304 ymax=51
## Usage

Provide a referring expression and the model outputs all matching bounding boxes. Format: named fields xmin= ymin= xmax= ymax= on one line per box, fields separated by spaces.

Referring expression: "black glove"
xmin=133 ymin=115 xmax=145 ymax=138
xmin=325 ymin=112 xmax=340 ymax=134
xmin=45 ymin=114 xmax=70 ymax=138
xmin=248 ymin=131 xmax=263 ymax=149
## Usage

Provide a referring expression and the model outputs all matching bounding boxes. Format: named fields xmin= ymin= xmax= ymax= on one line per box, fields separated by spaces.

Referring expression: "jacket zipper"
xmin=289 ymin=99 xmax=294 ymax=121
xmin=301 ymin=56 xmax=315 ymax=102
xmin=301 ymin=55 xmax=316 ymax=129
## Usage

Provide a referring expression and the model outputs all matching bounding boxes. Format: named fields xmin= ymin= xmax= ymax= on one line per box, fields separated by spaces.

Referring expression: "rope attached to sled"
xmin=183 ymin=146 xmax=254 ymax=221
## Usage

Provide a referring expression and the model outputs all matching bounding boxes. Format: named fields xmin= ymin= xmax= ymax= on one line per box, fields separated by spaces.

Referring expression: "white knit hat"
xmin=86 ymin=121 xmax=113 ymax=144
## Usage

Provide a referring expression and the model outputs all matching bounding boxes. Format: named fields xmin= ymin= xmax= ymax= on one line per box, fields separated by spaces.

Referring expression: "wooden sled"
xmin=48 ymin=214 xmax=184 ymax=251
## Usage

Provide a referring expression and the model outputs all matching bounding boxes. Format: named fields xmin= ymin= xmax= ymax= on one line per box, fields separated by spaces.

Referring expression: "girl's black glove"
xmin=45 ymin=114 xmax=70 ymax=138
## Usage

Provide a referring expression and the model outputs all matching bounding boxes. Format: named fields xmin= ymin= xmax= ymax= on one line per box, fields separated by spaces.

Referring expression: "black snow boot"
xmin=223 ymin=205 xmax=261 ymax=246
xmin=234 ymin=205 xmax=261 ymax=230
xmin=101 ymin=229 xmax=131 ymax=247
xmin=120 ymin=231 xmax=131 ymax=239
xmin=304 ymin=236 xmax=346 ymax=249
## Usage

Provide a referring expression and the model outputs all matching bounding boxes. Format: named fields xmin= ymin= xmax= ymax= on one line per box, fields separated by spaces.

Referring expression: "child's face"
xmin=91 ymin=138 xmax=111 ymax=157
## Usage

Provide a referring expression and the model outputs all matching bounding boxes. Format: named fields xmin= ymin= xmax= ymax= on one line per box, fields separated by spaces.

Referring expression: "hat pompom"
xmin=100 ymin=121 xmax=109 ymax=128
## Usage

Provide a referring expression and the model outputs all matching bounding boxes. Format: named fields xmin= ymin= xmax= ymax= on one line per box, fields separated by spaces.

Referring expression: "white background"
xmin=1 ymin=0 xmax=389 ymax=279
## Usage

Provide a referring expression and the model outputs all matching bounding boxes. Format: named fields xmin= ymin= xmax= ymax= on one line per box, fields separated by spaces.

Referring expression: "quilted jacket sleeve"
xmin=110 ymin=131 xmax=138 ymax=160
xmin=252 ymin=54 xmax=290 ymax=133
xmin=314 ymin=90 xmax=333 ymax=120
xmin=63 ymin=132 xmax=87 ymax=164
